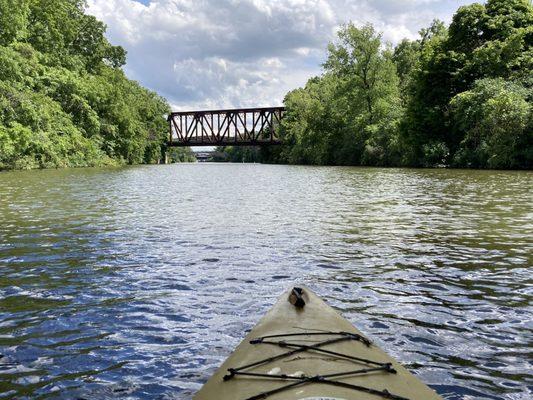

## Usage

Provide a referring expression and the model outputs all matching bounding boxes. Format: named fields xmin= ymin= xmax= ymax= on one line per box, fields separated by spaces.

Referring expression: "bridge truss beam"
xmin=167 ymin=107 xmax=285 ymax=147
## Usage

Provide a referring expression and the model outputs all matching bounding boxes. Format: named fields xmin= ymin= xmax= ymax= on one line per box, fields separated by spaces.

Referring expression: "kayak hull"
xmin=194 ymin=287 xmax=442 ymax=400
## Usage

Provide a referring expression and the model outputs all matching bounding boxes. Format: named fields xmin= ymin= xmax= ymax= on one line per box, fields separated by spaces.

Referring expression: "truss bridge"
xmin=167 ymin=107 xmax=285 ymax=147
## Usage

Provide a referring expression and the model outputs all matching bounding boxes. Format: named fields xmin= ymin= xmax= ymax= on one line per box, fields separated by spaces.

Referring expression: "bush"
xmin=450 ymin=78 xmax=531 ymax=168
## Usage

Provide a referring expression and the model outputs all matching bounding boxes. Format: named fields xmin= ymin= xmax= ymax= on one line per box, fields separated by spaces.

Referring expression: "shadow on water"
xmin=0 ymin=165 xmax=531 ymax=399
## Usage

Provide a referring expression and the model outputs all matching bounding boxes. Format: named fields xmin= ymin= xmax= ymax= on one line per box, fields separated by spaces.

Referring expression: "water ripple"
xmin=0 ymin=165 xmax=531 ymax=399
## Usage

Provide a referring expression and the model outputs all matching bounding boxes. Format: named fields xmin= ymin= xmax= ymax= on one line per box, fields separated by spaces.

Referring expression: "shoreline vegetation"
xmin=218 ymin=0 xmax=532 ymax=170
xmin=0 ymin=0 xmax=531 ymax=172
xmin=0 ymin=0 xmax=169 ymax=171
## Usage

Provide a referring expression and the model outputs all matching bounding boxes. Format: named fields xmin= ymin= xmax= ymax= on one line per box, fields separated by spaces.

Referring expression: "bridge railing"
xmin=167 ymin=107 xmax=285 ymax=147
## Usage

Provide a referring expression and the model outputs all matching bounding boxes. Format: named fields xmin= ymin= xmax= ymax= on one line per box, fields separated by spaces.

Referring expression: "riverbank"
xmin=3 ymin=158 xmax=533 ymax=173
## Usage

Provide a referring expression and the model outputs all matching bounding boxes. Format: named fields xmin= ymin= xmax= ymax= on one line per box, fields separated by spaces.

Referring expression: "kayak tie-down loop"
xmin=255 ymin=339 xmax=382 ymax=365
xmin=243 ymin=373 xmax=411 ymax=400
xmin=223 ymin=331 xmax=410 ymax=400
xmin=225 ymin=336 xmax=350 ymax=379
xmin=251 ymin=330 xmax=372 ymax=346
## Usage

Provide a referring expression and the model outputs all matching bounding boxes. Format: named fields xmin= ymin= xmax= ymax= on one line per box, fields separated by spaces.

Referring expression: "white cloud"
xmin=87 ymin=0 xmax=475 ymax=110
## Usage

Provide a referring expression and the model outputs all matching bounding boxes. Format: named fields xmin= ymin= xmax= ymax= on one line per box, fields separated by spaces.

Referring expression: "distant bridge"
xmin=195 ymin=151 xmax=227 ymax=162
xmin=167 ymin=107 xmax=285 ymax=147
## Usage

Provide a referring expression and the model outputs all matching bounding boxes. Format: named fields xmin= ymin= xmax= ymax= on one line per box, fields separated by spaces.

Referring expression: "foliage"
xmin=167 ymin=147 xmax=196 ymax=163
xmin=232 ymin=0 xmax=532 ymax=170
xmin=273 ymin=24 xmax=403 ymax=167
xmin=401 ymin=0 xmax=532 ymax=167
xmin=0 ymin=0 xmax=171 ymax=170
xmin=214 ymin=146 xmax=258 ymax=163
xmin=3 ymin=0 xmax=531 ymax=170
xmin=450 ymin=78 xmax=532 ymax=169
xmin=392 ymin=39 xmax=420 ymax=102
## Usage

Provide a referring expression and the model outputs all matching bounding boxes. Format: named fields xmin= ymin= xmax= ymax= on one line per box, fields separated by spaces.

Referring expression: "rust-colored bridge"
xmin=167 ymin=107 xmax=285 ymax=147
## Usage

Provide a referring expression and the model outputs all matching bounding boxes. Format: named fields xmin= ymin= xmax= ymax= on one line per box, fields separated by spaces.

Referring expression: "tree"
xmin=0 ymin=0 xmax=30 ymax=45
xmin=447 ymin=3 xmax=487 ymax=54
xmin=450 ymin=78 xmax=532 ymax=169
xmin=280 ymin=75 xmax=340 ymax=165
xmin=0 ymin=0 xmax=169 ymax=170
xmin=168 ymin=147 xmax=196 ymax=163
xmin=401 ymin=0 xmax=533 ymax=167
xmin=419 ymin=19 xmax=448 ymax=48
xmin=484 ymin=0 xmax=533 ymax=40
xmin=323 ymin=23 xmax=402 ymax=165
xmin=325 ymin=24 xmax=399 ymax=124
xmin=392 ymin=39 xmax=420 ymax=102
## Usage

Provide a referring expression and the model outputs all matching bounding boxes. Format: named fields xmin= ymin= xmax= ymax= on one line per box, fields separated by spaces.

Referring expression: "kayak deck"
xmin=194 ymin=287 xmax=442 ymax=400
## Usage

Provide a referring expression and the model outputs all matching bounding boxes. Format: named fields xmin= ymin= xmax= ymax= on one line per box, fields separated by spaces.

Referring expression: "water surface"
xmin=0 ymin=164 xmax=531 ymax=399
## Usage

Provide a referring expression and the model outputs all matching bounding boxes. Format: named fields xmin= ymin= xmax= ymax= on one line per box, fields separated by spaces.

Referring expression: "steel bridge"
xmin=167 ymin=107 xmax=285 ymax=147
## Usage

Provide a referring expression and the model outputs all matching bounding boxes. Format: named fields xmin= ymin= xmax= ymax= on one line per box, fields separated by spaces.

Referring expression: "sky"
xmin=86 ymin=0 xmax=477 ymax=112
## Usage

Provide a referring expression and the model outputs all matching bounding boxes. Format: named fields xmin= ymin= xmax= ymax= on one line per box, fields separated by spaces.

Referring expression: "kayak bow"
xmin=194 ymin=286 xmax=442 ymax=400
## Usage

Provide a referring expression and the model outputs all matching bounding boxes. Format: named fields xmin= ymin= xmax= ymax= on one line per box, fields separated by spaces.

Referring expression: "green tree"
xmin=0 ymin=0 xmax=170 ymax=170
xmin=402 ymin=0 xmax=533 ymax=167
xmin=274 ymin=23 xmax=405 ymax=167
xmin=168 ymin=147 xmax=196 ymax=163
xmin=325 ymin=24 xmax=399 ymax=125
xmin=450 ymin=78 xmax=532 ymax=169
xmin=279 ymin=76 xmax=339 ymax=165
xmin=392 ymin=39 xmax=420 ymax=102
xmin=0 ymin=0 xmax=30 ymax=45
xmin=324 ymin=23 xmax=402 ymax=165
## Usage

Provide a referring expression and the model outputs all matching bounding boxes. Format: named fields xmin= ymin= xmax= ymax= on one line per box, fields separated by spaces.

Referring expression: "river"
xmin=0 ymin=164 xmax=531 ymax=399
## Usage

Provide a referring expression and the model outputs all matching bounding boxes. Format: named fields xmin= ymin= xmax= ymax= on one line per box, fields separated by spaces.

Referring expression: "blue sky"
xmin=87 ymin=0 xmax=477 ymax=111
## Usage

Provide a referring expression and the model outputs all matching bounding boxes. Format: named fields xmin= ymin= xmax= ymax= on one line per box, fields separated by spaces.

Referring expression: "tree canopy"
xmin=1 ymin=0 xmax=531 ymax=170
xmin=399 ymin=0 xmax=532 ymax=168
xmin=228 ymin=0 xmax=531 ymax=170
xmin=0 ymin=0 xmax=169 ymax=170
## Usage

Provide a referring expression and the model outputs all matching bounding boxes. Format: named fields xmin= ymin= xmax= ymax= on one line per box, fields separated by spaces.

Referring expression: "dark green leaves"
xmin=0 ymin=0 xmax=169 ymax=170
xmin=259 ymin=1 xmax=532 ymax=170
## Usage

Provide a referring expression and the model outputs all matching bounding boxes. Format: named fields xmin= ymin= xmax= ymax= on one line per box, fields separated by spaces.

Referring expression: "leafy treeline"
xmin=226 ymin=0 xmax=532 ymax=169
xmin=167 ymin=147 xmax=196 ymax=163
xmin=0 ymin=0 xmax=169 ymax=170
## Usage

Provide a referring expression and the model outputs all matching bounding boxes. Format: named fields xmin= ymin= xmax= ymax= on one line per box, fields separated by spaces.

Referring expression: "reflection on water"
xmin=0 ymin=164 xmax=531 ymax=399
